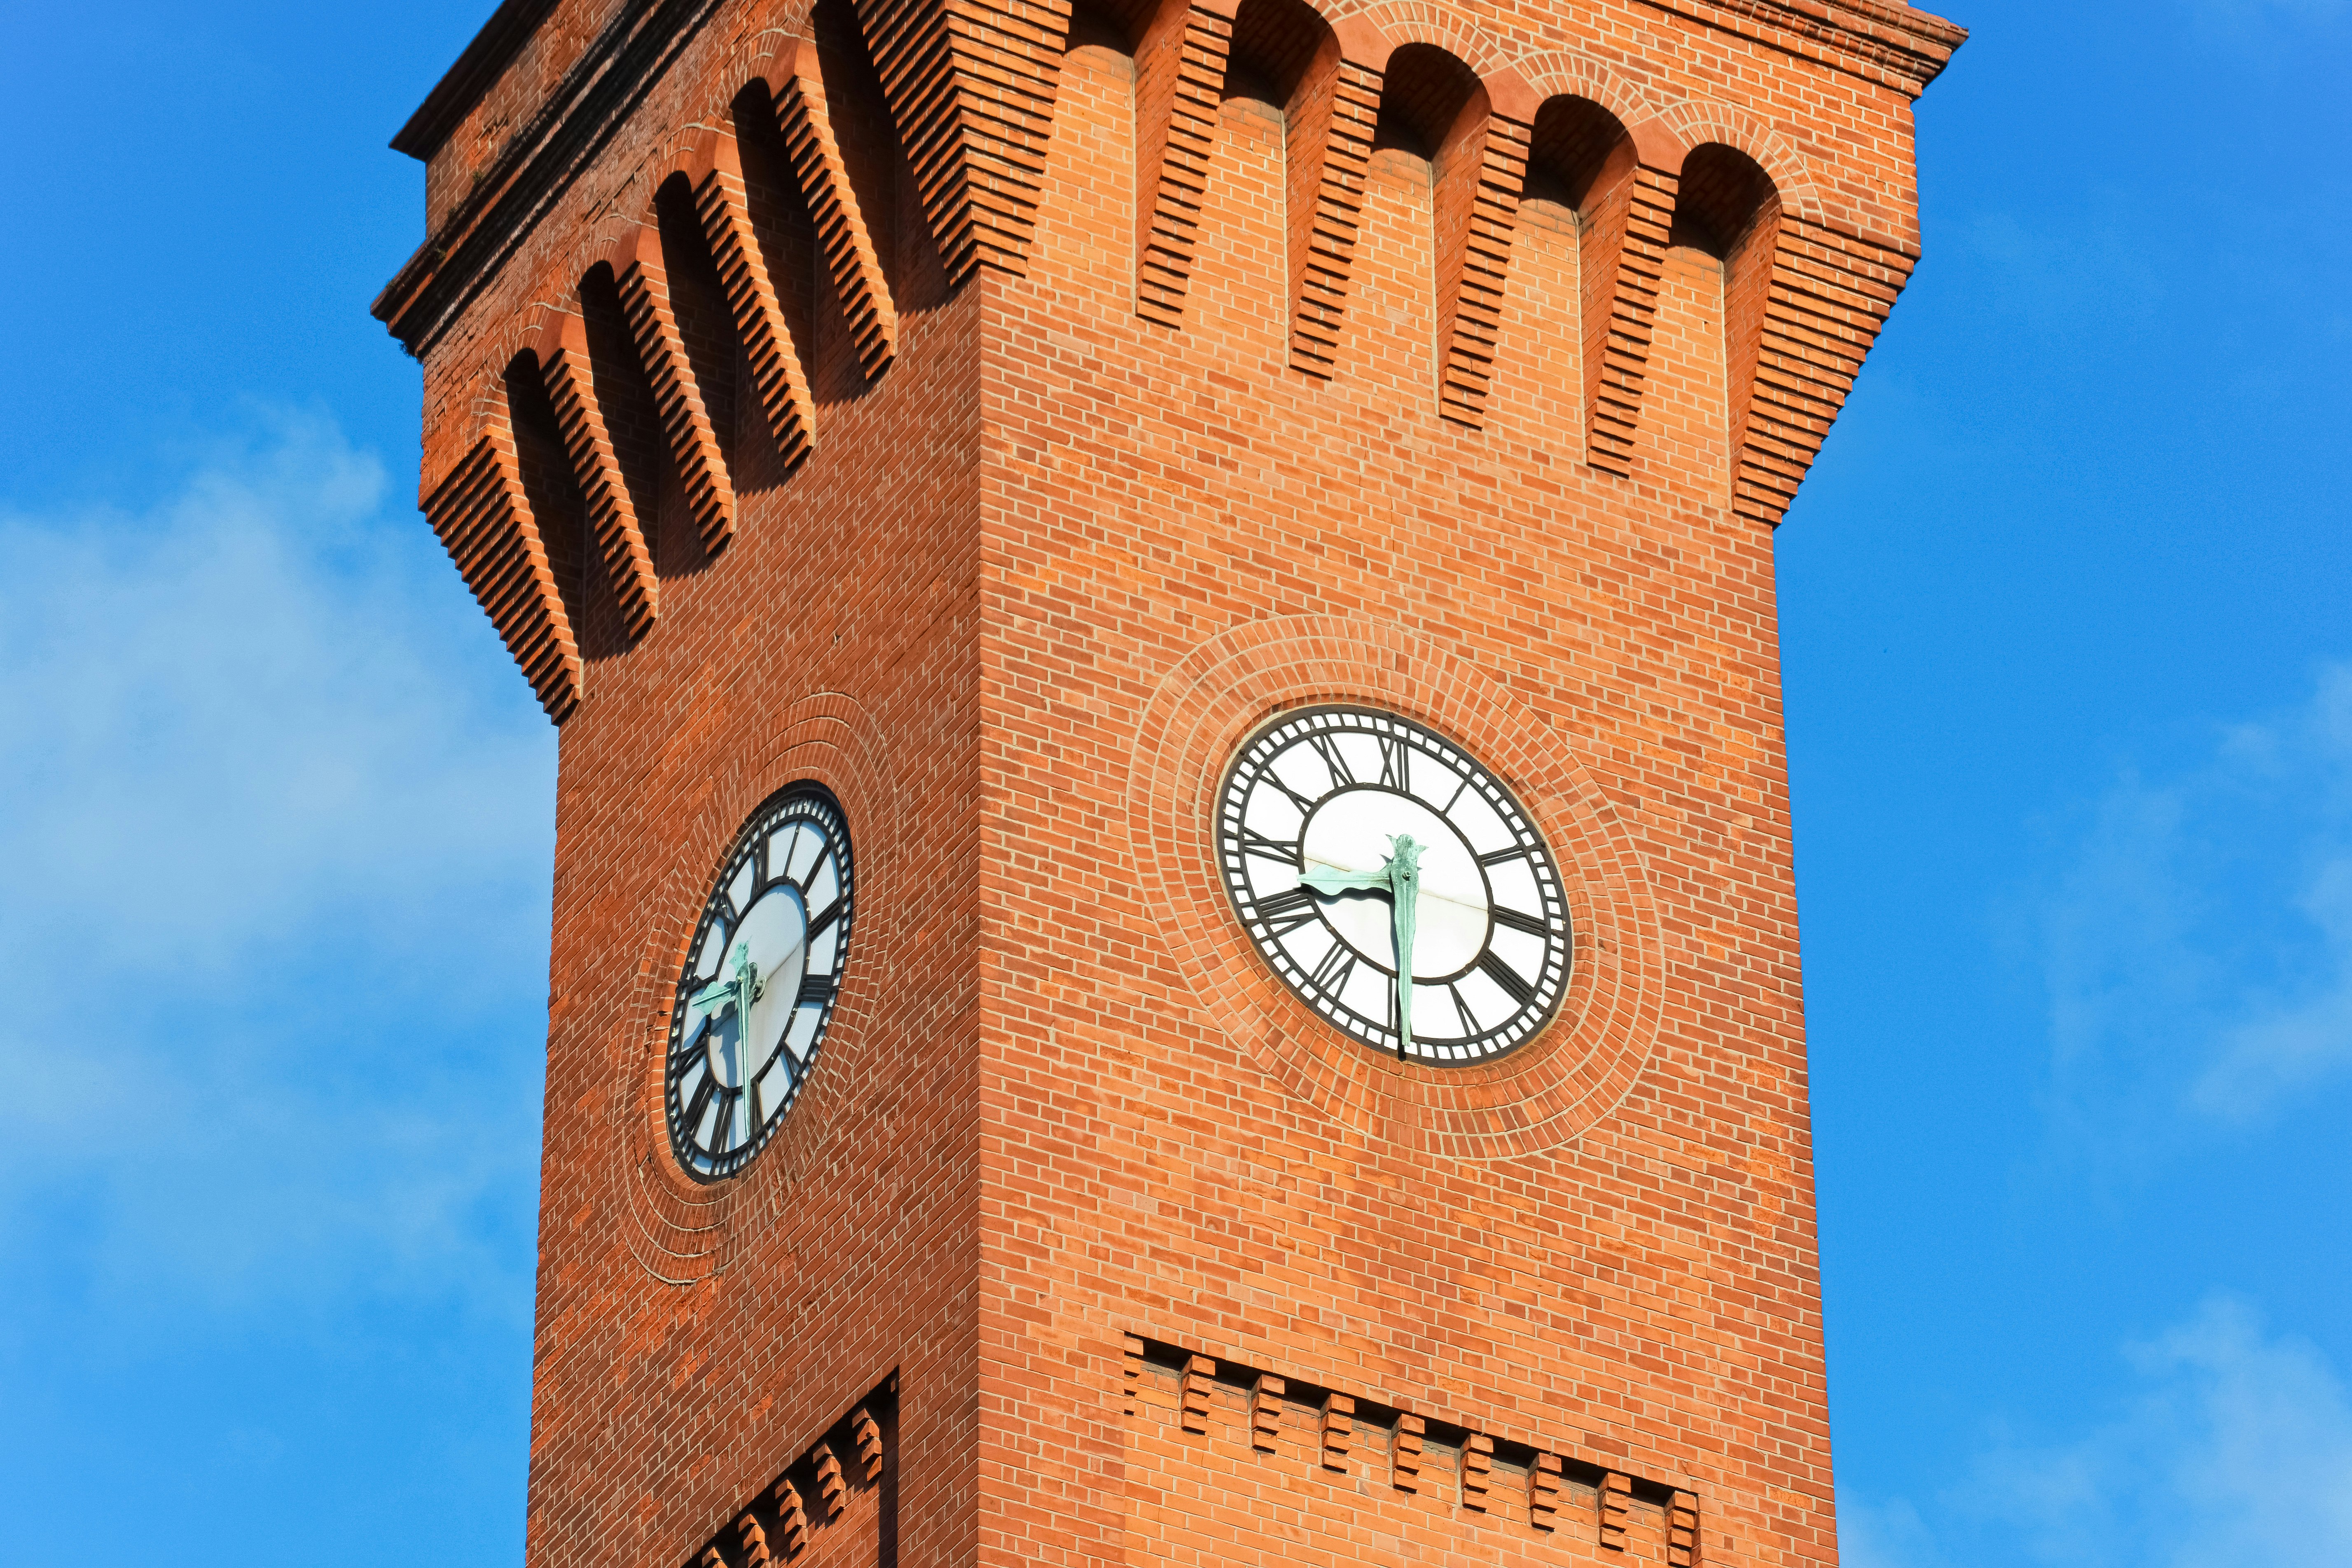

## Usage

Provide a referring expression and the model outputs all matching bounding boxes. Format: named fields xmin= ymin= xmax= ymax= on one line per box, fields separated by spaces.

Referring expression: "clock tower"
xmin=373 ymin=0 xmax=1960 ymax=1564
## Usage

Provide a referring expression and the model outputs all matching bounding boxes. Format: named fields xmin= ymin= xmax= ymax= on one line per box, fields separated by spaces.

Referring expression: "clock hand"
xmin=1299 ymin=837 xmax=1423 ymax=1058
xmin=728 ymin=945 xmax=762 ymax=1142
xmin=1386 ymin=835 xmax=1421 ymax=1060
xmin=1300 ymin=865 xmax=1390 ymax=897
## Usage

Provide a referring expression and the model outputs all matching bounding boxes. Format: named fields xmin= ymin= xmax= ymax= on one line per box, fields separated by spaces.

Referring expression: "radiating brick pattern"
xmin=774 ymin=65 xmax=899 ymax=377
xmin=693 ymin=159 xmax=819 ymax=467
xmin=615 ymin=251 xmax=737 ymax=551
xmin=538 ymin=326 xmax=660 ymax=638
xmin=1134 ymin=1 xmax=1233 ymax=327
xmin=1731 ymin=216 xmax=1916 ymax=526
xmin=421 ymin=426 xmax=581 ymax=720
xmin=851 ymin=0 xmax=1073 ymax=281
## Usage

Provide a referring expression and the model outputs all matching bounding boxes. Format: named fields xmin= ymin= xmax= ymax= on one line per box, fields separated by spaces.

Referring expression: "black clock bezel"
xmin=1215 ymin=705 xmax=1571 ymax=1065
xmin=664 ymin=781 xmax=854 ymax=1182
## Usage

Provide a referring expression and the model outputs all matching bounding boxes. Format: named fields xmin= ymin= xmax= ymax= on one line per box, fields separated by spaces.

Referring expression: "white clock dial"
xmin=666 ymin=785 xmax=853 ymax=1180
xmin=1216 ymin=706 xmax=1570 ymax=1063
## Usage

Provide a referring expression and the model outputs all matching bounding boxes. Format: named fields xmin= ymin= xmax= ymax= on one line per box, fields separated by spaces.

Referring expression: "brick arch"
xmin=1651 ymin=100 xmax=1823 ymax=222
xmin=1508 ymin=49 xmax=1661 ymax=141
xmin=649 ymin=121 xmax=736 ymax=190
xmin=430 ymin=301 xmax=569 ymax=480
xmin=730 ymin=20 xmax=819 ymax=96
xmin=1322 ymin=0 xmax=1504 ymax=76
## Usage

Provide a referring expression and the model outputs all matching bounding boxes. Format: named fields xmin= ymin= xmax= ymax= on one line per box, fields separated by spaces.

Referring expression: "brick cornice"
xmin=389 ymin=0 xmax=563 ymax=160
xmin=1633 ymin=0 xmax=1966 ymax=98
xmin=372 ymin=0 xmax=729 ymax=359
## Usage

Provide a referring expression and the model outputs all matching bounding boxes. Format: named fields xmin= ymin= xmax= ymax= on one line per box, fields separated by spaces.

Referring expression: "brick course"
xmin=372 ymin=0 xmax=1960 ymax=1566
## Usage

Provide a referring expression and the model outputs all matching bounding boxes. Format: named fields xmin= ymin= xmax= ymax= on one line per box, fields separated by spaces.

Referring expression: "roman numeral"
xmin=1308 ymin=941 xmax=1356 ymax=996
xmin=1489 ymin=905 xmax=1550 ymax=938
xmin=1478 ymin=950 xmax=1536 ymax=1007
xmin=681 ymin=1071 xmax=717 ymax=1139
xmin=1378 ymin=735 xmax=1409 ymax=792
xmin=1307 ymin=733 xmax=1355 ymax=787
xmin=1240 ymin=828 xmax=1301 ymax=867
xmin=797 ymin=974 xmax=837 ymax=1008
xmin=1443 ymin=984 xmax=1478 ymax=1038
xmin=1476 ymin=846 xmax=1527 ymax=868
xmin=1261 ymin=772 xmax=1321 ymax=816
xmin=808 ymin=898 xmax=845 ymax=940
xmin=1255 ymin=885 xmax=1321 ymax=936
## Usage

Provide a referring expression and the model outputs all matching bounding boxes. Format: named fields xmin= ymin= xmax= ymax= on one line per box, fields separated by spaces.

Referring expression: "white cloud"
xmin=1988 ymin=1297 xmax=2352 ymax=1565
xmin=0 ymin=409 xmax=555 ymax=1321
xmin=2039 ymin=665 xmax=2352 ymax=1150
xmin=1838 ymin=1493 xmax=1943 ymax=1568
xmin=1846 ymin=1297 xmax=2352 ymax=1567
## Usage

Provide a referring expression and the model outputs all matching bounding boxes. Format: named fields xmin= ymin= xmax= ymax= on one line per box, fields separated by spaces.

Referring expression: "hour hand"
xmin=1302 ymin=865 xmax=1392 ymax=897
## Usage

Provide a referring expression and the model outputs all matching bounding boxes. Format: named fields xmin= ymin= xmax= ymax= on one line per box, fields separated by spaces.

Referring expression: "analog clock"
xmin=666 ymin=784 xmax=854 ymax=1181
xmin=1216 ymin=706 xmax=1570 ymax=1063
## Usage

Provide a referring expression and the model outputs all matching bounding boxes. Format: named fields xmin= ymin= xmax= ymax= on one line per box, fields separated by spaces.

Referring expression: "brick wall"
xmin=374 ymin=1 xmax=1960 ymax=1566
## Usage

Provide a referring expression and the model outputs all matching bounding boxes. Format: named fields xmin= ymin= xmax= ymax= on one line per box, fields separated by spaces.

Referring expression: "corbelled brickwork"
xmin=374 ymin=1 xmax=1959 ymax=1567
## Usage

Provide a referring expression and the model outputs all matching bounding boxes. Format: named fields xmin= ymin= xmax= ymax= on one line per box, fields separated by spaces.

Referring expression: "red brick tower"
xmin=374 ymin=1 xmax=1960 ymax=1565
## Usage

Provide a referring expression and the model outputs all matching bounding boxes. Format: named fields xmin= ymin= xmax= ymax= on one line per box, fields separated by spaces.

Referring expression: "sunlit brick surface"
xmin=375 ymin=0 xmax=1959 ymax=1565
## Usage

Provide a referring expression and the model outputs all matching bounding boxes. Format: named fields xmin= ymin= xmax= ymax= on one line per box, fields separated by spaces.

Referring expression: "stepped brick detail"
xmin=772 ymin=54 xmax=899 ymax=377
xmin=1179 ymin=1353 xmax=1216 ymax=1433
xmin=1463 ymin=1433 xmax=1496 ymax=1510
xmin=534 ymin=311 xmax=659 ymax=638
xmin=691 ymin=143 xmax=818 ymax=467
xmin=1391 ymin=1411 xmax=1427 ymax=1492
xmin=851 ymin=0 xmax=1074 ymax=281
xmin=1434 ymin=110 xmax=1531 ymax=428
xmin=1287 ymin=55 xmax=1384 ymax=376
xmin=1134 ymin=0 xmax=1234 ymax=327
xmin=1250 ymin=1375 xmax=1284 ymax=1452
xmin=421 ymin=423 xmax=581 ymax=721
xmin=1529 ymin=1451 xmax=1565 ymax=1531
xmin=1584 ymin=160 xmax=1678 ymax=474
xmin=1320 ymin=1392 xmax=1354 ymax=1471
xmin=851 ymin=1406 xmax=885 ymax=1479
xmin=1731 ymin=215 xmax=1918 ymax=526
xmin=1121 ymin=1332 xmax=1690 ymax=1558
xmin=1670 ymin=1489 xmax=1705 ymax=1568
xmin=1600 ymin=1469 xmax=1634 ymax=1550
xmin=612 ymin=234 xmax=737 ymax=552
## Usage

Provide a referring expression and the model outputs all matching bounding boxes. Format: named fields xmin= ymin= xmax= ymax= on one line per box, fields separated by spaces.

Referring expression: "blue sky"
xmin=0 ymin=2 xmax=2346 ymax=1564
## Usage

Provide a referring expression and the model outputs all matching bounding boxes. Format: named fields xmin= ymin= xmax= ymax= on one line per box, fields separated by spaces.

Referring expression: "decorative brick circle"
xmin=1128 ymin=617 xmax=1662 ymax=1161
xmin=611 ymin=691 xmax=902 ymax=1285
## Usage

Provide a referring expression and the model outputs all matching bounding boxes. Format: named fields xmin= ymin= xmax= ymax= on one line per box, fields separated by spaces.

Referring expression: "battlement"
xmin=376 ymin=0 xmax=1958 ymax=722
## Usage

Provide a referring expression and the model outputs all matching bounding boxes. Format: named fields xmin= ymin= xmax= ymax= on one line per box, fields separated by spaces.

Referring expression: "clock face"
xmin=666 ymin=785 xmax=853 ymax=1181
xmin=1216 ymin=706 xmax=1571 ymax=1064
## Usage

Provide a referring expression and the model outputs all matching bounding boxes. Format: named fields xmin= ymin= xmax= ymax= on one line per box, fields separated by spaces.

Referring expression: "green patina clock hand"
xmin=688 ymin=944 xmax=764 ymax=1134
xmin=1300 ymin=834 xmax=1422 ymax=1059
